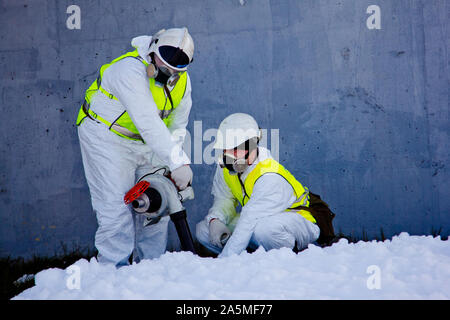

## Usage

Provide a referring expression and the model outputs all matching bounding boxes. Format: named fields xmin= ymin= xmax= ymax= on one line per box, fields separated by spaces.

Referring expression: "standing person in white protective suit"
xmin=196 ymin=113 xmax=320 ymax=257
xmin=76 ymin=27 xmax=195 ymax=267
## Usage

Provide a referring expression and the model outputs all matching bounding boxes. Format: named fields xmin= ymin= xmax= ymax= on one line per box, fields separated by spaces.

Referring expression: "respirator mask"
xmin=218 ymin=137 xmax=259 ymax=175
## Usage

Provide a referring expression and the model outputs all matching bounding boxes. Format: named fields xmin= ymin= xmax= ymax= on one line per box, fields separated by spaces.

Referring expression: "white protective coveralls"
xmin=78 ymin=35 xmax=192 ymax=266
xmin=196 ymin=147 xmax=320 ymax=257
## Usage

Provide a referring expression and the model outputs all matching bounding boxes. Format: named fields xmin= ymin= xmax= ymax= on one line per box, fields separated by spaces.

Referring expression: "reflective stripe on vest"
xmin=223 ymin=158 xmax=317 ymax=224
xmin=76 ymin=49 xmax=187 ymax=141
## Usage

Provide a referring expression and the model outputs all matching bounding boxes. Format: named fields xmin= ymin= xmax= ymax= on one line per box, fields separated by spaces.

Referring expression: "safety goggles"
xmin=158 ymin=45 xmax=190 ymax=70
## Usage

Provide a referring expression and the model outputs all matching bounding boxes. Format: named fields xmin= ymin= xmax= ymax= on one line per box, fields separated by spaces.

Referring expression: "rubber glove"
xmin=171 ymin=165 xmax=193 ymax=190
xmin=209 ymin=218 xmax=231 ymax=248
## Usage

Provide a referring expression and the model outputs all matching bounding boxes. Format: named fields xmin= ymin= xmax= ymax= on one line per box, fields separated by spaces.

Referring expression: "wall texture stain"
xmin=0 ymin=0 xmax=448 ymax=259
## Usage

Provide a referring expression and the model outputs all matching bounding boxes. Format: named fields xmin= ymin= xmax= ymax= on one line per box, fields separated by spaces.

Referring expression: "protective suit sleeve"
xmin=166 ymin=74 xmax=192 ymax=149
xmin=218 ymin=173 xmax=296 ymax=257
xmin=105 ymin=58 xmax=190 ymax=171
xmin=205 ymin=164 xmax=238 ymax=226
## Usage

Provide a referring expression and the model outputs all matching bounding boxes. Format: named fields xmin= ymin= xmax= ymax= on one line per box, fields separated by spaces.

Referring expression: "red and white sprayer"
xmin=124 ymin=167 xmax=196 ymax=254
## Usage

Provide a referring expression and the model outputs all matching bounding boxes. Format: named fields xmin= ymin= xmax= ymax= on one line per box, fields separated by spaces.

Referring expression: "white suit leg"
xmin=253 ymin=212 xmax=320 ymax=251
xmin=134 ymin=214 xmax=170 ymax=260
xmin=78 ymin=120 xmax=138 ymax=266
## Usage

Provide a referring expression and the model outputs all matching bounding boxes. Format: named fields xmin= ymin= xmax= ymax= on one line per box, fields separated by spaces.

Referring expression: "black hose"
xmin=170 ymin=210 xmax=196 ymax=254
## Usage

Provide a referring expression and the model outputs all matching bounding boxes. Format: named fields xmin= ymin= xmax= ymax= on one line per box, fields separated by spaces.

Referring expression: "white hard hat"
xmin=214 ymin=113 xmax=262 ymax=150
xmin=149 ymin=27 xmax=194 ymax=72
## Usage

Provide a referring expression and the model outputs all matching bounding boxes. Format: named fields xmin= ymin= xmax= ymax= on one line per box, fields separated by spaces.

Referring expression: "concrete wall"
xmin=0 ymin=0 xmax=448 ymax=259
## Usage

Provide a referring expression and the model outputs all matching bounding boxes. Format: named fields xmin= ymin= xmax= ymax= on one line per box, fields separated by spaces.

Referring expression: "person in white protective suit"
xmin=76 ymin=27 xmax=195 ymax=267
xmin=196 ymin=113 xmax=320 ymax=257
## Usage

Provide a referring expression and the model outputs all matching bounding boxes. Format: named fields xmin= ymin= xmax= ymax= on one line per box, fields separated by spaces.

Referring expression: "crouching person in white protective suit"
xmin=76 ymin=28 xmax=195 ymax=267
xmin=196 ymin=113 xmax=320 ymax=257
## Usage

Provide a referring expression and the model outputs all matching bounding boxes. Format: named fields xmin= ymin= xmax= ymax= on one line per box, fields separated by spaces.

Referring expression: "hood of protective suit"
xmin=131 ymin=35 xmax=153 ymax=64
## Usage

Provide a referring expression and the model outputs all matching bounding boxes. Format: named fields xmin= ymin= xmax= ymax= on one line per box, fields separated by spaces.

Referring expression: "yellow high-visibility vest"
xmin=76 ymin=49 xmax=187 ymax=142
xmin=223 ymin=158 xmax=316 ymax=224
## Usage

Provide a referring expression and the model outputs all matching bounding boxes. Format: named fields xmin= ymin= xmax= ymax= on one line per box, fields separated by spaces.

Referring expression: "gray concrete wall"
xmin=0 ymin=0 xmax=448 ymax=258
